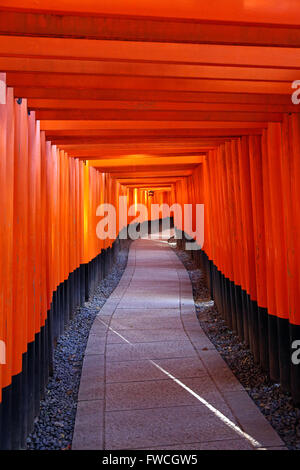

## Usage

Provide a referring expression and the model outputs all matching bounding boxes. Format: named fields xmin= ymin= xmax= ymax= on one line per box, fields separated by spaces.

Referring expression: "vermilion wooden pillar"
xmin=266 ymin=123 xmax=290 ymax=390
xmin=288 ymin=114 xmax=300 ymax=404
xmin=248 ymin=134 xmax=269 ymax=371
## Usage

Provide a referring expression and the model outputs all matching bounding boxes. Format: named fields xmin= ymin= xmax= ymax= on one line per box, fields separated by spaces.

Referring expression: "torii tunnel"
xmin=0 ymin=0 xmax=300 ymax=452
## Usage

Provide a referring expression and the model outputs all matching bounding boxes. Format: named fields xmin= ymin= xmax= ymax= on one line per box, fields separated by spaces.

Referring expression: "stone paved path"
xmin=72 ymin=235 xmax=285 ymax=450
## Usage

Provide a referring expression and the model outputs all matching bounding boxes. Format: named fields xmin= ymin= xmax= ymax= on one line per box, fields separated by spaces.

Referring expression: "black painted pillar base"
xmin=277 ymin=316 xmax=291 ymax=393
xmin=290 ymin=323 xmax=300 ymax=406
xmin=268 ymin=313 xmax=280 ymax=382
xmin=257 ymin=306 xmax=269 ymax=371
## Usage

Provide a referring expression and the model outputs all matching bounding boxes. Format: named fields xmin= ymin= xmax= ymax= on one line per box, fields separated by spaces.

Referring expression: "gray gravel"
xmin=26 ymin=241 xmax=131 ymax=450
xmin=170 ymin=240 xmax=300 ymax=450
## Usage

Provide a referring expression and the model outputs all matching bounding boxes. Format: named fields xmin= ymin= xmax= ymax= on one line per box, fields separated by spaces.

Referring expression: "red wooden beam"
xmin=13 ymin=87 xmax=292 ymax=104
xmin=1 ymin=0 xmax=300 ymax=26
xmin=1 ymin=10 xmax=300 ymax=47
xmin=34 ymin=110 xmax=283 ymax=122
xmin=0 ymin=57 xmax=300 ymax=82
xmin=5 ymin=72 xmax=293 ymax=95
xmin=1 ymin=36 xmax=300 ymax=68
xmin=27 ymin=99 xmax=299 ymax=114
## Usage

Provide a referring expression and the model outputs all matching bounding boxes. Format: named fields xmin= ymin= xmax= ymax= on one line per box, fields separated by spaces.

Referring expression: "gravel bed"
xmin=169 ymin=239 xmax=300 ymax=451
xmin=26 ymin=241 xmax=131 ymax=450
